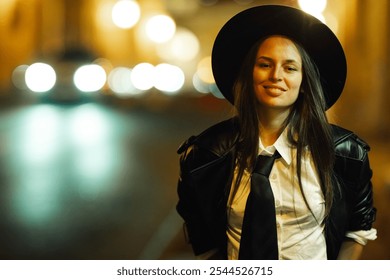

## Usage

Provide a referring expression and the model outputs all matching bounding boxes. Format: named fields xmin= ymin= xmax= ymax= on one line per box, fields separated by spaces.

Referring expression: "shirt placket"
xmin=270 ymin=166 xmax=284 ymax=259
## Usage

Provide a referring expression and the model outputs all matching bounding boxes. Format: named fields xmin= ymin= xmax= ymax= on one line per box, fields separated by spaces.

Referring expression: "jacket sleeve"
xmin=334 ymin=134 xmax=376 ymax=231
xmin=176 ymin=139 xmax=223 ymax=256
xmin=176 ymin=149 xmax=208 ymax=255
xmin=349 ymin=142 xmax=376 ymax=230
xmin=175 ymin=118 xmax=238 ymax=258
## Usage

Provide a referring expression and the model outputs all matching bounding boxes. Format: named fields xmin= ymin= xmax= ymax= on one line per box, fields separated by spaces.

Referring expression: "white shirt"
xmin=226 ymin=129 xmax=377 ymax=260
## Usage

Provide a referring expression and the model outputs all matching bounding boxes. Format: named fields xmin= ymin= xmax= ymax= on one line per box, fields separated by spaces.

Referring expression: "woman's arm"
xmin=337 ymin=239 xmax=364 ymax=260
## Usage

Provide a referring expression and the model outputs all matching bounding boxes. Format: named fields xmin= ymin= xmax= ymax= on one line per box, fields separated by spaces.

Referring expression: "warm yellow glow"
xmin=97 ymin=2 xmax=115 ymax=29
xmin=112 ymin=0 xmax=141 ymax=29
xmin=325 ymin=13 xmax=339 ymax=34
xmin=145 ymin=15 xmax=176 ymax=43
xmin=73 ymin=65 xmax=107 ymax=92
xmin=157 ymin=27 xmax=200 ymax=62
xmin=154 ymin=63 xmax=185 ymax=94
xmin=234 ymin=0 xmax=255 ymax=4
xmin=314 ymin=13 xmax=326 ymax=24
xmin=196 ymin=56 xmax=215 ymax=84
xmin=298 ymin=0 xmax=327 ymax=14
xmin=193 ymin=56 xmax=225 ymax=99
xmin=130 ymin=63 xmax=155 ymax=91
xmin=25 ymin=63 xmax=56 ymax=93
xmin=165 ymin=0 xmax=199 ymax=15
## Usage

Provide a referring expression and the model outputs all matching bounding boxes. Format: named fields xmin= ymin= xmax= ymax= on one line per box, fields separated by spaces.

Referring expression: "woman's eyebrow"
xmin=256 ymin=56 xmax=273 ymax=61
xmin=257 ymin=56 xmax=301 ymax=65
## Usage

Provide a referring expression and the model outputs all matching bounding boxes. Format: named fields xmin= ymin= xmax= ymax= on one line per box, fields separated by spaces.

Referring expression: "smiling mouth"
xmin=263 ymin=85 xmax=286 ymax=91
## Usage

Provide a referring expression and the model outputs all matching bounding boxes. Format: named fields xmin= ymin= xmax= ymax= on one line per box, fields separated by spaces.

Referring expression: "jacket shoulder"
xmin=332 ymin=124 xmax=370 ymax=161
xmin=177 ymin=118 xmax=239 ymax=157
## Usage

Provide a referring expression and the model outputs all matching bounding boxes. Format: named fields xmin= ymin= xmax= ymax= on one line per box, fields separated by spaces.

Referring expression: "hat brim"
xmin=211 ymin=5 xmax=347 ymax=109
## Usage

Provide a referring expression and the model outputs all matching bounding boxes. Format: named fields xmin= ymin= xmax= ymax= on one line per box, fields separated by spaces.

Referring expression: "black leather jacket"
xmin=176 ymin=118 xmax=376 ymax=259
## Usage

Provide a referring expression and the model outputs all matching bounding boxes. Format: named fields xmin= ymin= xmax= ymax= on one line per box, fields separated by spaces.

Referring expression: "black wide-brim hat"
xmin=211 ymin=5 xmax=347 ymax=109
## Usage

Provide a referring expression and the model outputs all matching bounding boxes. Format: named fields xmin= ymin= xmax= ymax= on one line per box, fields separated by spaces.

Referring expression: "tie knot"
xmin=253 ymin=151 xmax=280 ymax=177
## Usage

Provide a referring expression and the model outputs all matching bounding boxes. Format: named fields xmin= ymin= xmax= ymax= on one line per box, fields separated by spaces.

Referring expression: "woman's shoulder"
xmin=177 ymin=117 xmax=239 ymax=157
xmin=331 ymin=124 xmax=370 ymax=161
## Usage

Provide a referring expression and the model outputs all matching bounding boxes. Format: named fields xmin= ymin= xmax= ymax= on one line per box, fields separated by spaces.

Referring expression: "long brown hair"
xmin=231 ymin=36 xmax=335 ymax=221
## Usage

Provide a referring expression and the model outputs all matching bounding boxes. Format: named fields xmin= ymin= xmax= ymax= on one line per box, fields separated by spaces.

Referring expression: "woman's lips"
xmin=263 ymin=85 xmax=286 ymax=91
xmin=263 ymin=85 xmax=287 ymax=95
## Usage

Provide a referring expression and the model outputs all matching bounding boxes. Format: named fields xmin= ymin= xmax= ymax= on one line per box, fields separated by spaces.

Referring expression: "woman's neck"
xmin=258 ymin=107 xmax=289 ymax=147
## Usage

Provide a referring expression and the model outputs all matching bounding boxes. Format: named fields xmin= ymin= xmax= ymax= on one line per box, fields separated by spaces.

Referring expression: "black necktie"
xmin=238 ymin=151 xmax=280 ymax=260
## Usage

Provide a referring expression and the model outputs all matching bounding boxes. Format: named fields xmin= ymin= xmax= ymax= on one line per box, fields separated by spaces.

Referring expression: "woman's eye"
xmin=286 ymin=66 xmax=298 ymax=72
xmin=258 ymin=63 xmax=270 ymax=68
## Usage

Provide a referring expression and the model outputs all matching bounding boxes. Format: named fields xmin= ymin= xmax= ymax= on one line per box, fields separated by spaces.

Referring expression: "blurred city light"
xmin=108 ymin=67 xmax=143 ymax=97
xmin=145 ymin=15 xmax=176 ymax=43
xmin=298 ymin=0 xmax=327 ymax=13
xmin=192 ymin=72 xmax=211 ymax=94
xmin=130 ymin=62 xmax=155 ymax=91
xmin=12 ymin=65 xmax=29 ymax=90
xmin=112 ymin=0 xmax=141 ymax=29
xmin=196 ymin=56 xmax=215 ymax=84
xmin=10 ymin=105 xmax=63 ymax=224
xmin=68 ymin=104 xmax=111 ymax=149
xmin=154 ymin=63 xmax=185 ymax=94
xmin=17 ymin=105 xmax=63 ymax=165
xmin=73 ymin=64 xmax=107 ymax=92
xmin=156 ymin=27 xmax=200 ymax=62
xmin=67 ymin=104 xmax=117 ymax=200
xmin=25 ymin=63 xmax=56 ymax=93
xmin=298 ymin=0 xmax=327 ymax=22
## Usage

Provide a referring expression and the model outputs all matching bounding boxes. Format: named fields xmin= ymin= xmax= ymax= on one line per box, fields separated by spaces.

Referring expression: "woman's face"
xmin=253 ymin=36 xmax=303 ymax=111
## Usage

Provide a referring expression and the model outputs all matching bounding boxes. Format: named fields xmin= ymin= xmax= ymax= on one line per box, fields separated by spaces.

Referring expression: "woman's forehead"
xmin=256 ymin=36 xmax=302 ymax=62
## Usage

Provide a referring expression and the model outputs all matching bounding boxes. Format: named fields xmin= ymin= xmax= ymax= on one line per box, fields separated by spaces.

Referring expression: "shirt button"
xmin=271 ymin=174 xmax=277 ymax=180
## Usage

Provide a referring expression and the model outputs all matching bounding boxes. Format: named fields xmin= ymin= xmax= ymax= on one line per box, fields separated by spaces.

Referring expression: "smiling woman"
xmin=176 ymin=5 xmax=377 ymax=260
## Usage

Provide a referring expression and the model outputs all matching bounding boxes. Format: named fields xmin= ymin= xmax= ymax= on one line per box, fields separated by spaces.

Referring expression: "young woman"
xmin=176 ymin=5 xmax=377 ymax=260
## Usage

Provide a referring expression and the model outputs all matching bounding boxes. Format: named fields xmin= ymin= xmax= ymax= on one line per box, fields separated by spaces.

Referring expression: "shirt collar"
xmin=258 ymin=128 xmax=293 ymax=165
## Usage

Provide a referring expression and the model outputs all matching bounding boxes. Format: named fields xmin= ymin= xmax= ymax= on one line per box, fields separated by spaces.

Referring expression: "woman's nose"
xmin=269 ymin=67 xmax=282 ymax=82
